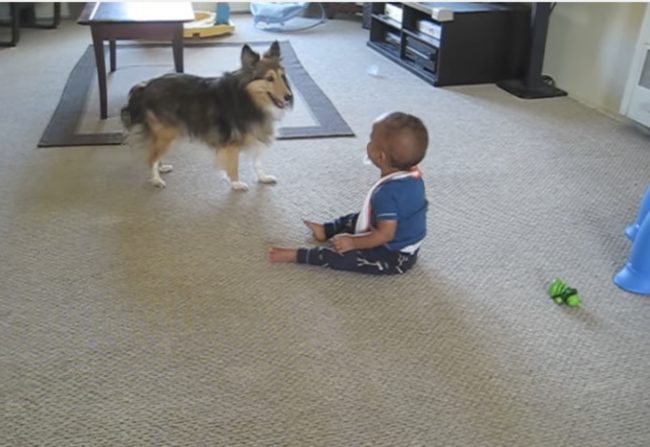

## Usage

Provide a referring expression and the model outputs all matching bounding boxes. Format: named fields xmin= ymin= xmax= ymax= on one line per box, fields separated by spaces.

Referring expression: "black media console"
xmin=368 ymin=2 xmax=531 ymax=87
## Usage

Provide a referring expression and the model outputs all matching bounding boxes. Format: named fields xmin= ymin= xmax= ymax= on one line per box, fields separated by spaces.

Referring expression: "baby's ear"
xmin=263 ymin=40 xmax=281 ymax=59
xmin=241 ymin=44 xmax=260 ymax=68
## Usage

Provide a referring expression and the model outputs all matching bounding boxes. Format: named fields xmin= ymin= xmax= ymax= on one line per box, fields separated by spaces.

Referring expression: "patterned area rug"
xmin=39 ymin=41 xmax=354 ymax=147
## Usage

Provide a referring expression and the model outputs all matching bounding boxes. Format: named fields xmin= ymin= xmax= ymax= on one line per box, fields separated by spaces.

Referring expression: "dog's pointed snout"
xmin=284 ymin=93 xmax=293 ymax=102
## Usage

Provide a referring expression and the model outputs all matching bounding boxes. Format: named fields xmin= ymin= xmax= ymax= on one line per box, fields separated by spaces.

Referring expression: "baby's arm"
xmin=331 ymin=220 xmax=397 ymax=253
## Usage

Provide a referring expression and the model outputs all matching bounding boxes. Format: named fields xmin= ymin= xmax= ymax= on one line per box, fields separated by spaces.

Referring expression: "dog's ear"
xmin=241 ymin=44 xmax=260 ymax=68
xmin=263 ymin=41 xmax=281 ymax=59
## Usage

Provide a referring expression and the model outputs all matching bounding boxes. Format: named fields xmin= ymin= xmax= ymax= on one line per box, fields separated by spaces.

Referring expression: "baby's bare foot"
xmin=303 ymin=220 xmax=326 ymax=242
xmin=268 ymin=247 xmax=298 ymax=263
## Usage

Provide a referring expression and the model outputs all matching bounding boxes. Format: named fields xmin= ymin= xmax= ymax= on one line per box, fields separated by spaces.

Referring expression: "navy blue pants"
xmin=296 ymin=213 xmax=418 ymax=275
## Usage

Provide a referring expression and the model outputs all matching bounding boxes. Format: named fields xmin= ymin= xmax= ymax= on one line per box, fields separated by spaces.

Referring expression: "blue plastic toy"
xmin=625 ymin=185 xmax=650 ymax=241
xmin=614 ymin=186 xmax=650 ymax=295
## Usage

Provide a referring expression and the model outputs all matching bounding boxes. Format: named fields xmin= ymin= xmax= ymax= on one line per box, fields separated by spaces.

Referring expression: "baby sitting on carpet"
xmin=268 ymin=111 xmax=429 ymax=275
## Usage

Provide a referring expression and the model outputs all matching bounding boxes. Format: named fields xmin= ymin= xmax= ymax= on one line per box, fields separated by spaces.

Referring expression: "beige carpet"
xmin=1 ymin=14 xmax=650 ymax=447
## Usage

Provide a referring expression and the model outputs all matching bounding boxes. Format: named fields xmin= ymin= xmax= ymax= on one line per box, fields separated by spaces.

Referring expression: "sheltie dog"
xmin=121 ymin=41 xmax=293 ymax=190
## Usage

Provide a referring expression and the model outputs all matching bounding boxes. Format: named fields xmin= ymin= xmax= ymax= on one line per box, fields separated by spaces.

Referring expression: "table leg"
xmin=90 ymin=27 xmax=108 ymax=119
xmin=109 ymin=40 xmax=116 ymax=72
xmin=172 ymin=24 xmax=184 ymax=73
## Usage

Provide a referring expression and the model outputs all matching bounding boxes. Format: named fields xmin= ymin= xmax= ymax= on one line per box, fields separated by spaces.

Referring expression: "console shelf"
xmin=368 ymin=2 xmax=530 ymax=87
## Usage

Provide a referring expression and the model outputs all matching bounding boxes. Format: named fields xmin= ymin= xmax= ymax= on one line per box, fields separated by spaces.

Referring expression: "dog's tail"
xmin=121 ymin=82 xmax=148 ymax=130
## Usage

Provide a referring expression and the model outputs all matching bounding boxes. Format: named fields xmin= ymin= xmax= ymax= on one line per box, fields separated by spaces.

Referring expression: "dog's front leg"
xmin=216 ymin=146 xmax=248 ymax=191
xmin=251 ymin=146 xmax=277 ymax=184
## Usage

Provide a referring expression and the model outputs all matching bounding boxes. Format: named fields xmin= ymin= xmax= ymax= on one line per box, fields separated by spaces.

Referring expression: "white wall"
xmin=545 ymin=2 xmax=648 ymax=116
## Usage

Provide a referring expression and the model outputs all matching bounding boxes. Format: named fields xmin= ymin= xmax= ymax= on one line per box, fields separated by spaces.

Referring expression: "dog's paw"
xmin=230 ymin=180 xmax=249 ymax=191
xmin=150 ymin=177 xmax=166 ymax=188
xmin=257 ymin=174 xmax=277 ymax=184
xmin=158 ymin=163 xmax=173 ymax=174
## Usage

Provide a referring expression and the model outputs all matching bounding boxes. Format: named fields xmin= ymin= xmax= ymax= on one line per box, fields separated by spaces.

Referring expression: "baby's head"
xmin=369 ymin=112 xmax=428 ymax=171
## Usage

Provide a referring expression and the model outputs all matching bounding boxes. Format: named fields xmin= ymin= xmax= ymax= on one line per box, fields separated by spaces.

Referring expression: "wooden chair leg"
xmin=25 ymin=2 xmax=61 ymax=29
xmin=0 ymin=3 xmax=21 ymax=47
xmin=0 ymin=2 xmax=59 ymax=47
xmin=10 ymin=2 xmax=19 ymax=46
xmin=52 ymin=3 xmax=61 ymax=28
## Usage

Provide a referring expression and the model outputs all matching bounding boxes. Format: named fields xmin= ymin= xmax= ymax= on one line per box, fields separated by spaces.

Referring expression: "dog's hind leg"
xmin=146 ymin=114 xmax=178 ymax=188
xmin=149 ymin=154 xmax=171 ymax=188
xmin=216 ymin=146 xmax=248 ymax=191
xmin=254 ymin=158 xmax=277 ymax=184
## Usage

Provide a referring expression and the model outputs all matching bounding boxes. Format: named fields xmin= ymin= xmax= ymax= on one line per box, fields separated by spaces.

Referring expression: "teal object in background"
xmin=215 ymin=3 xmax=230 ymax=24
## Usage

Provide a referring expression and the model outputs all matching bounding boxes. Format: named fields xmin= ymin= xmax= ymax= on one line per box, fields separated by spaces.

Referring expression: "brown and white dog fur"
xmin=121 ymin=41 xmax=293 ymax=191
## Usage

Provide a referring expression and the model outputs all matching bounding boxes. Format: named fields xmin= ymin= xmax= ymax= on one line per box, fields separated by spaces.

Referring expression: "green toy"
xmin=548 ymin=278 xmax=581 ymax=307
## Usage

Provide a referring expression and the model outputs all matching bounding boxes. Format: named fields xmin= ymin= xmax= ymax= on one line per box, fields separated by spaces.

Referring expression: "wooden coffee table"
xmin=78 ymin=2 xmax=194 ymax=119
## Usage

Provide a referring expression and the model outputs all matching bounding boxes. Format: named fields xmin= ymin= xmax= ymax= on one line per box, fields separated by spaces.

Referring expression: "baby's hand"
xmin=331 ymin=234 xmax=355 ymax=253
